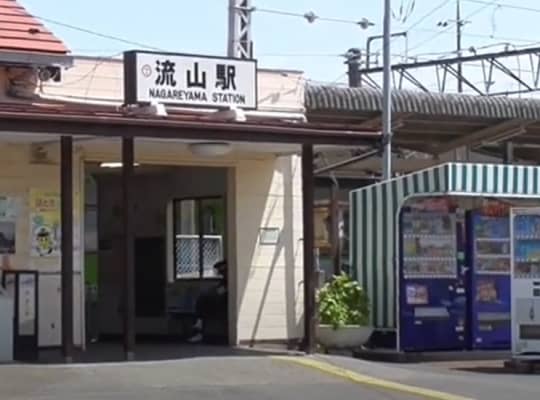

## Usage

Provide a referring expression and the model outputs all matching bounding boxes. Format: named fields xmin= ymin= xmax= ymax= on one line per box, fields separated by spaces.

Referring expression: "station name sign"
xmin=124 ymin=51 xmax=257 ymax=109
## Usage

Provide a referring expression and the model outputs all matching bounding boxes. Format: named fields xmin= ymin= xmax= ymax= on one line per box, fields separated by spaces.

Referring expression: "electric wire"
xmin=462 ymin=0 xmax=540 ymax=14
xmin=250 ymin=6 xmax=374 ymax=27
xmin=407 ymin=0 xmax=499 ymax=53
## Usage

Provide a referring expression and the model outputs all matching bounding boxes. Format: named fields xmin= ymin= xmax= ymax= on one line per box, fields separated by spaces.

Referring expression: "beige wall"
xmin=0 ymin=57 xmax=307 ymax=345
xmin=233 ymin=155 xmax=304 ymax=342
xmin=0 ymin=143 xmax=84 ymax=348
xmin=80 ymin=141 xmax=304 ymax=343
xmin=41 ymin=56 xmax=305 ymax=112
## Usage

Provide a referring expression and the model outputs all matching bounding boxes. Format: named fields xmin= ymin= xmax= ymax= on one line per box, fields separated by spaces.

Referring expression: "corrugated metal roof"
xmin=0 ymin=0 xmax=69 ymax=54
xmin=306 ymin=85 xmax=540 ymax=120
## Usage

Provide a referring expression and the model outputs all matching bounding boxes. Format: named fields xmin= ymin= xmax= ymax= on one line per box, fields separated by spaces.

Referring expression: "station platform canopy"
xmin=307 ymin=85 xmax=540 ymax=168
xmin=350 ymin=162 xmax=540 ymax=330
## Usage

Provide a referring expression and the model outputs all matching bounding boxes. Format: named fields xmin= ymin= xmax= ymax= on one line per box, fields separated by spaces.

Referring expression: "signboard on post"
xmin=124 ymin=51 xmax=257 ymax=109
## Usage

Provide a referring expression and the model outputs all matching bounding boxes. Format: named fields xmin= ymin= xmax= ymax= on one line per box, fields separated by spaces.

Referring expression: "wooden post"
xmin=122 ymin=137 xmax=135 ymax=360
xmin=302 ymin=144 xmax=316 ymax=354
xmin=330 ymin=184 xmax=341 ymax=276
xmin=60 ymin=136 xmax=74 ymax=363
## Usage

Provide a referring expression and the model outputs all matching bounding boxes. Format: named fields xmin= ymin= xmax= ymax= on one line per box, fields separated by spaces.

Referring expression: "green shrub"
xmin=317 ymin=272 xmax=370 ymax=329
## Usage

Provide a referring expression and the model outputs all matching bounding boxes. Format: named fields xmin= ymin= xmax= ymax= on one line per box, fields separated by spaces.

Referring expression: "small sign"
xmin=259 ymin=228 xmax=280 ymax=245
xmin=18 ymin=273 xmax=36 ymax=336
xmin=124 ymin=51 xmax=257 ymax=109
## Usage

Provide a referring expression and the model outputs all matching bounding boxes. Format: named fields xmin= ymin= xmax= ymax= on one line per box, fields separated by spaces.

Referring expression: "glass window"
xmin=174 ymin=198 xmax=225 ymax=279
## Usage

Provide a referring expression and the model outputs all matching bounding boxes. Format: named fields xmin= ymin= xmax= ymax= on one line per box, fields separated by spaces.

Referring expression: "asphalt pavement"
xmin=316 ymin=354 xmax=540 ymax=400
xmin=0 ymin=356 xmax=427 ymax=400
xmin=2 ymin=352 xmax=540 ymax=400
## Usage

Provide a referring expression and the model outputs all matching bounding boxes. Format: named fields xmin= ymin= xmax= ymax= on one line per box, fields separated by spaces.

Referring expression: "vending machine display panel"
xmin=511 ymin=208 xmax=540 ymax=358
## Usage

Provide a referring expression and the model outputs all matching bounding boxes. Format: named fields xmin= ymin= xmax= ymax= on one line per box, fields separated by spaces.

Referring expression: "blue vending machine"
xmin=467 ymin=211 xmax=511 ymax=350
xmin=400 ymin=208 xmax=467 ymax=351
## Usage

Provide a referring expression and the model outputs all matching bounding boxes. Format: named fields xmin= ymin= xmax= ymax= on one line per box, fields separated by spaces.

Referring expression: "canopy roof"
xmin=350 ymin=162 xmax=540 ymax=330
xmin=307 ymin=85 xmax=540 ymax=162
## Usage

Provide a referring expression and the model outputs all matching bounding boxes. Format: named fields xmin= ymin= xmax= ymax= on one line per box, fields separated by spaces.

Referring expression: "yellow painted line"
xmin=272 ymin=356 xmax=475 ymax=400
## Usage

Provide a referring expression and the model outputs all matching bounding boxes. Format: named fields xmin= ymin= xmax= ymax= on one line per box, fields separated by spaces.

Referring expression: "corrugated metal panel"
xmin=351 ymin=163 xmax=449 ymax=328
xmin=307 ymin=85 xmax=540 ymax=120
xmin=351 ymin=162 xmax=540 ymax=330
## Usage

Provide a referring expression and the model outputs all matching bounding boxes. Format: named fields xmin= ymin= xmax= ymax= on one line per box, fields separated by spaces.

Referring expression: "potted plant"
xmin=317 ymin=272 xmax=372 ymax=349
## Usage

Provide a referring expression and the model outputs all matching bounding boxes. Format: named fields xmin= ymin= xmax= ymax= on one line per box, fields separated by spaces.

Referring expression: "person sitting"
xmin=188 ymin=260 xmax=227 ymax=343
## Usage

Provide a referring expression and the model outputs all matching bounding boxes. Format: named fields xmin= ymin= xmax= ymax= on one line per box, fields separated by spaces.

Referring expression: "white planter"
xmin=317 ymin=325 xmax=373 ymax=349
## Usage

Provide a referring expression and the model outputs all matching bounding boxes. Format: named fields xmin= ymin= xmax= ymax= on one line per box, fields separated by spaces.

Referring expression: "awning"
xmin=350 ymin=162 xmax=540 ymax=330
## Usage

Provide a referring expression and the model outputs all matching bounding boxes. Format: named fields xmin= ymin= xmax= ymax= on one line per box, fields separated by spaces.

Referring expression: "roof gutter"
xmin=0 ymin=51 xmax=73 ymax=68
xmin=36 ymin=93 xmax=307 ymax=122
xmin=0 ymin=108 xmax=379 ymax=146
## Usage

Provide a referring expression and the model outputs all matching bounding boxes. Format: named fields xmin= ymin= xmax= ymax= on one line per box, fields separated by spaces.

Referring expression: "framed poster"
xmin=0 ymin=196 xmax=18 ymax=255
xmin=314 ymin=206 xmax=331 ymax=249
xmin=29 ymin=190 xmax=60 ymax=257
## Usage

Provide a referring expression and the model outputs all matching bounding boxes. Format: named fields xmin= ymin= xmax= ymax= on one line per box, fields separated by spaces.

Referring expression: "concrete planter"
xmin=317 ymin=325 xmax=373 ymax=349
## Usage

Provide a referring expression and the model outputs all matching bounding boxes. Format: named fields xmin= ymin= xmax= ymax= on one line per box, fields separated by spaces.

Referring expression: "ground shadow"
xmin=35 ymin=341 xmax=299 ymax=364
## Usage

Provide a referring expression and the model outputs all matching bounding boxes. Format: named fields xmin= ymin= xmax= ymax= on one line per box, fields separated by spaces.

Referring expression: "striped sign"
xmin=350 ymin=162 xmax=540 ymax=329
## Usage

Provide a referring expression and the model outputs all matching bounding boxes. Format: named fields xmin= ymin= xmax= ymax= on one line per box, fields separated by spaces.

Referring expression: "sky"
xmin=20 ymin=0 xmax=540 ymax=88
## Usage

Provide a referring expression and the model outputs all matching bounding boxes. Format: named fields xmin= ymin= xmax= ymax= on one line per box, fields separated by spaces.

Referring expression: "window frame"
xmin=172 ymin=196 xmax=225 ymax=281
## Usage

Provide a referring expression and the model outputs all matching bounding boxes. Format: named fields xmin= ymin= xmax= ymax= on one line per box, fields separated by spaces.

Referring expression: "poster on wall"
xmin=0 ymin=196 xmax=18 ymax=255
xmin=29 ymin=189 xmax=60 ymax=257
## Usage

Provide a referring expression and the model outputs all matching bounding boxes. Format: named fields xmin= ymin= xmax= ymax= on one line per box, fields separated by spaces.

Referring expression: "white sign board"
xmin=124 ymin=51 xmax=257 ymax=109
xmin=18 ymin=273 xmax=36 ymax=336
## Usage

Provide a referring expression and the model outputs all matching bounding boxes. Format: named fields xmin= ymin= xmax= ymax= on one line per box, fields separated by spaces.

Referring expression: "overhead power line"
xmin=246 ymin=6 xmax=375 ymax=28
xmin=403 ymin=0 xmax=452 ymax=33
xmin=375 ymin=0 xmax=451 ymax=55
xmin=407 ymin=0 xmax=498 ymax=53
xmin=21 ymin=11 xmax=165 ymax=51
xmin=463 ymin=0 xmax=540 ymax=14
xmin=37 ymin=16 xmax=164 ymax=51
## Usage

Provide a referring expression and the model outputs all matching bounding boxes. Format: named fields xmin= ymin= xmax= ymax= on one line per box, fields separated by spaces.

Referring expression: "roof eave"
xmin=0 ymin=50 xmax=73 ymax=68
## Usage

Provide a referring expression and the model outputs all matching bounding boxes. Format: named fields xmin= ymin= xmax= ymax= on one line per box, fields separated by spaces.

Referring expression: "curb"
xmin=272 ymin=356 xmax=475 ymax=400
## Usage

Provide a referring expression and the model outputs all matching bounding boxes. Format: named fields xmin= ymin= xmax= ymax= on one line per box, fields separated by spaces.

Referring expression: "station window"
xmin=173 ymin=197 xmax=225 ymax=279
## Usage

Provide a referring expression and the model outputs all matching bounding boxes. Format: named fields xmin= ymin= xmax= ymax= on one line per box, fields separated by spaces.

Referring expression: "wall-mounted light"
xmin=188 ymin=142 xmax=232 ymax=157
xmin=99 ymin=162 xmax=140 ymax=168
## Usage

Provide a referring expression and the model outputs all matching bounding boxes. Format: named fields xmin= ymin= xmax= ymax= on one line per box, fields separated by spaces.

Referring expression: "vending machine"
xmin=399 ymin=207 xmax=467 ymax=351
xmin=467 ymin=211 xmax=511 ymax=349
xmin=511 ymin=208 xmax=540 ymax=358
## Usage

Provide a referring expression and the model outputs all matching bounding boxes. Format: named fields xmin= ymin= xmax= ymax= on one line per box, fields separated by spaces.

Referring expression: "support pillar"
xmin=122 ymin=137 xmax=135 ymax=360
xmin=302 ymin=144 xmax=316 ymax=354
xmin=60 ymin=136 xmax=74 ymax=363
xmin=503 ymin=141 xmax=514 ymax=164
xmin=330 ymin=184 xmax=341 ymax=276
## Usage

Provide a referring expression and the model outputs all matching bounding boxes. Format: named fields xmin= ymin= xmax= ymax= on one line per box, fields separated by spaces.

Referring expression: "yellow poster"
xmin=29 ymin=189 xmax=61 ymax=257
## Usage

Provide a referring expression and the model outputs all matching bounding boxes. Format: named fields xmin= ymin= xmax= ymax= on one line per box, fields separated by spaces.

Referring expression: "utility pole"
xmin=456 ymin=0 xmax=463 ymax=93
xmin=228 ymin=0 xmax=253 ymax=59
xmin=437 ymin=0 xmax=467 ymax=93
xmin=382 ymin=0 xmax=392 ymax=180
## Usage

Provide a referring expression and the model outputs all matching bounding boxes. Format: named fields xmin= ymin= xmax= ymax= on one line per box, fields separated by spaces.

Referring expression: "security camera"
xmin=37 ymin=66 xmax=62 ymax=83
